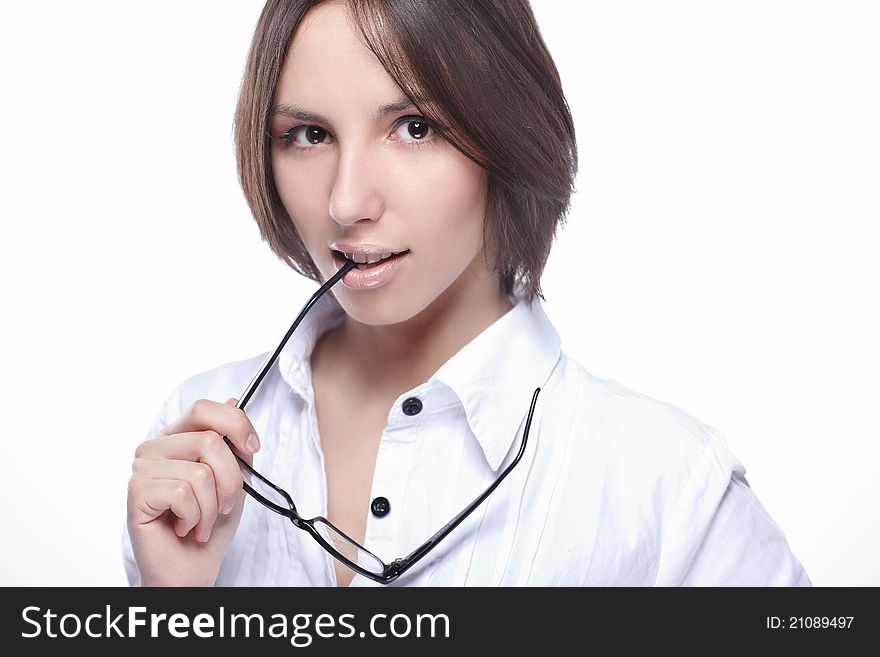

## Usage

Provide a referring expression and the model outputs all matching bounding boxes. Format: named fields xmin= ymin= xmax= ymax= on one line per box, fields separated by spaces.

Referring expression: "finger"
xmin=222 ymin=398 xmax=255 ymax=456
xmin=158 ymin=397 xmax=261 ymax=456
xmin=128 ymin=474 xmax=201 ymax=538
xmin=133 ymin=458 xmax=221 ymax=542
xmin=135 ymin=430 xmax=246 ymax=514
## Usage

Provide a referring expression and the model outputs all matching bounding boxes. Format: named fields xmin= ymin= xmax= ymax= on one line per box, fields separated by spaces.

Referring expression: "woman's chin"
xmin=335 ymin=299 xmax=415 ymax=327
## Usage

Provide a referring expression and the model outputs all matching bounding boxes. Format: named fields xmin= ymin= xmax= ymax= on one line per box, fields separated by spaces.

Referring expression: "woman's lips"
xmin=328 ymin=242 xmax=407 ymax=258
xmin=331 ymin=249 xmax=410 ymax=290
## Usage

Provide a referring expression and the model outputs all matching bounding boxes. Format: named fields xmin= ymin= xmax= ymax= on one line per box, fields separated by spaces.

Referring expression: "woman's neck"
xmin=320 ymin=273 xmax=515 ymax=400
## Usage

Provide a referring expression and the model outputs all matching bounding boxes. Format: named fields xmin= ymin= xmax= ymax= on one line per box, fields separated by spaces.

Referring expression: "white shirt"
xmin=123 ymin=289 xmax=811 ymax=586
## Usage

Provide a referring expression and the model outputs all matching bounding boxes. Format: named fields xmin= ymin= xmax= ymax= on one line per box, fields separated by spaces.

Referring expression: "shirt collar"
xmin=431 ymin=293 xmax=561 ymax=471
xmin=277 ymin=290 xmax=346 ymax=402
xmin=277 ymin=288 xmax=562 ymax=472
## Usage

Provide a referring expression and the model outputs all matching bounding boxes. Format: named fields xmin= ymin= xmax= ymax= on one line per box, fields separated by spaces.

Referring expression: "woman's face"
xmin=269 ymin=0 xmax=495 ymax=326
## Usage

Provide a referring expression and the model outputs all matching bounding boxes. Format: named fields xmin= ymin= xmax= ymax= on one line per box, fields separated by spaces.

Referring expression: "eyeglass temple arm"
xmin=231 ymin=259 xmax=357 ymax=417
xmin=218 ymin=261 xmax=357 ymax=503
xmin=392 ymin=387 xmax=541 ymax=575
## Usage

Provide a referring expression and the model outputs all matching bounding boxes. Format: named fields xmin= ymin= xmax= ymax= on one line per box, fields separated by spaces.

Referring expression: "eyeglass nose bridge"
xmin=286 ymin=509 xmax=307 ymax=531
xmin=277 ymin=487 xmax=298 ymax=515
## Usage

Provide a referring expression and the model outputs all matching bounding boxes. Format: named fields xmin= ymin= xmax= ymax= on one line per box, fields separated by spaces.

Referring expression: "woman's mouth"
xmin=332 ymin=249 xmax=409 ymax=270
xmin=331 ymin=249 xmax=410 ymax=289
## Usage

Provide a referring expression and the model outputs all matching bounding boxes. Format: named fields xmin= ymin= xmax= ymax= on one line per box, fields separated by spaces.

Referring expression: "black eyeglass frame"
xmin=223 ymin=259 xmax=541 ymax=584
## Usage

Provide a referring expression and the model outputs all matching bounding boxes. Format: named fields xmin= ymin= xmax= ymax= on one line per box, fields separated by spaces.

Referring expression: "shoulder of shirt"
xmin=152 ymin=351 xmax=274 ymax=427
xmin=546 ymin=352 xmax=744 ymax=479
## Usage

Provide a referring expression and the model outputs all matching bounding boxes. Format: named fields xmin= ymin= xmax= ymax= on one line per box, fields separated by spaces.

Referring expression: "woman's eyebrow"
xmin=271 ymin=97 xmax=416 ymax=122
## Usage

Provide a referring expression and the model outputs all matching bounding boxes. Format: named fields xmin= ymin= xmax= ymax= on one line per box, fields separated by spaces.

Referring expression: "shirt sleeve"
xmin=654 ymin=429 xmax=811 ymax=586
xmin=678 ymin=471 xmax=812 ymax=586
xmin=121 ymin=384 xmax=183 ymax=587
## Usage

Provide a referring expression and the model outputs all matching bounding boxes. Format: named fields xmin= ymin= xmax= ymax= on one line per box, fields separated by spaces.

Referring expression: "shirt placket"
xmin=354 ymin=386 xmax=434 ymax=584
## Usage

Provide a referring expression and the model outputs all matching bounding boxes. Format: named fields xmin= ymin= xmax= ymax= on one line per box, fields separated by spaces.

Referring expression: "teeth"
xmin=340 ymin=250 xmax=399 ymax=264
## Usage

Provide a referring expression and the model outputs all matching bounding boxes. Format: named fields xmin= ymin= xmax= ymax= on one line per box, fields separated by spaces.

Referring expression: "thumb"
xmin=222 ymin=397 xmax=254 ymax=467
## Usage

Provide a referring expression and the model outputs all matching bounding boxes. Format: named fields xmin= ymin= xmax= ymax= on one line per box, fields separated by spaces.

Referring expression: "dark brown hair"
xmin=234 ymin=0 xmax=577 ymax=302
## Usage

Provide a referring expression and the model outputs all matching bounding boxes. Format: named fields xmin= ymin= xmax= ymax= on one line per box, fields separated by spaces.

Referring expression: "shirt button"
xmin=402 ymin=397 xmax=423 ymax=416
xmin=370 ymin=496 xmax=391 ymax=518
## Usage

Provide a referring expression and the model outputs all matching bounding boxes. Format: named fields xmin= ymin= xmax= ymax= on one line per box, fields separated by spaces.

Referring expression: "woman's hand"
xmin=127 ymin=397 xmax=260 ymax=586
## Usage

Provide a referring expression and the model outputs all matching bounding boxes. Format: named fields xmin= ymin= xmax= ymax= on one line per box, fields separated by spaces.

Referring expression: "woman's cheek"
xmin=274 ymin=165 xmax=322 ymax=221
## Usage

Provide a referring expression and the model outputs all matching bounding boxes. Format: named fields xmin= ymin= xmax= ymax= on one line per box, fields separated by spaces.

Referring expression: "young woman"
xmin=124 ymin=0 xmax=810 ymax=587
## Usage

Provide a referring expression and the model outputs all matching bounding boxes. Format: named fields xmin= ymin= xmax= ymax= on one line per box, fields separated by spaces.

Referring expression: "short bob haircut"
xmin=234 ymin=0 xmax=577 ymax=303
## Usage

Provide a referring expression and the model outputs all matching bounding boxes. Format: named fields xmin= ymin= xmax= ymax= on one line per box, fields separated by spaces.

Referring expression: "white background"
xmin=1 ymin=1 xmax=877 ymax=586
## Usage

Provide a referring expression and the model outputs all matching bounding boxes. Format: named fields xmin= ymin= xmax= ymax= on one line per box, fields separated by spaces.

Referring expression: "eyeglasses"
xmin=223 ymin=259 xmax=541 ymax=584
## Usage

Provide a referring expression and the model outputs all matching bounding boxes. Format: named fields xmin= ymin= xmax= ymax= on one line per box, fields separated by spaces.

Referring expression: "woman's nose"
xmin=328 ymin=142 xmax=385 ymax=226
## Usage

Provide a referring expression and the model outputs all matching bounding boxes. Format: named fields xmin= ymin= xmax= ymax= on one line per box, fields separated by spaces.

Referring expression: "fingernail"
xmin=246 ymin=433 xmax=260 ymax=454
xmin=202 ymin=525 xmax=212 ymax=542
xmin=221 ymin=499 xmax=235 ymax=515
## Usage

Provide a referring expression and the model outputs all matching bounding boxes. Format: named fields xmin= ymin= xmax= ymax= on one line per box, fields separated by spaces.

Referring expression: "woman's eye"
xmin=276 ymin=117 xmax=435 ymax=151
xmin=279 ymin=125 xmax=331 ymax=148
xmin=394 ymin=117 xmax=434 ymax=143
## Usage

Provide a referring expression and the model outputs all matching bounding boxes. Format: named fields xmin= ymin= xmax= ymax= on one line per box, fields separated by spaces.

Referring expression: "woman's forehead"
xmin=276 ymin=3 xmax=404 ymax=110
